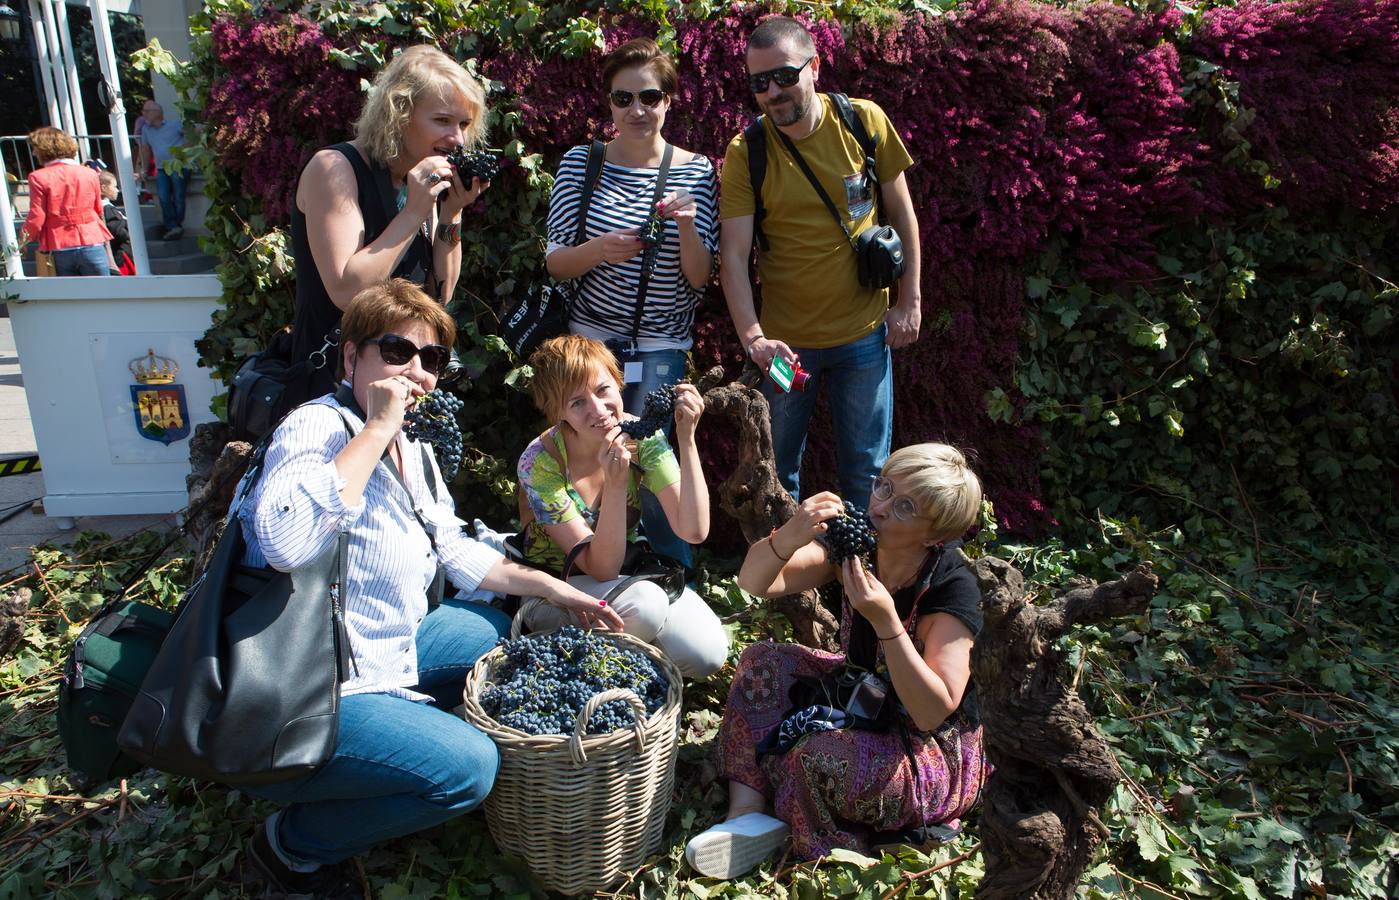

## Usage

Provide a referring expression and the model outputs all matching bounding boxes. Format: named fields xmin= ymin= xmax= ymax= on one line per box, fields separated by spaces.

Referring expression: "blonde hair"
xmin=355 ymin=45 xmax=487 ymax=166
xmin=883 ymin=443 xmax=982 ymax=542
xmin=528 ymin=335 xmax=623 ymax=423
xmin=97 ymin=170 xmax=119 ymax=191
xmin=338 ymin=278 xmax=455 ymax=378
xmin=28 ymin=127 xmax=77 ymax=164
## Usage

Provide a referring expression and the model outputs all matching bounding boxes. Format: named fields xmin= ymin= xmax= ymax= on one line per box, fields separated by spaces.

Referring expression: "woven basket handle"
xmin=570 ymin=688 xmax=648 ymax=766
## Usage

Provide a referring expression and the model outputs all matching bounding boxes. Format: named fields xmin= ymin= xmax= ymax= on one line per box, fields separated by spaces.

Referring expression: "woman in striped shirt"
xmin=237 ymin=280 xmax=622 ymax=895
xmin=545 ymin=36 xmax=720 ymax=563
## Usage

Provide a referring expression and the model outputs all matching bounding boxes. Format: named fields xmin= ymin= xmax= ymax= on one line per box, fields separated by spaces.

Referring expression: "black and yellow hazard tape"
xmin=0 ymin=455 xmax=41 ymax=477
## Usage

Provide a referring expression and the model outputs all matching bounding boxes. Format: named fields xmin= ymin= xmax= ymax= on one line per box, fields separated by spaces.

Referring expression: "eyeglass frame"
xmin=608 ymin=89 xmax=668 ymax=109
xmin=364 ymin=333 xmax=451 ymax=377
xmin=870 ymin=475 xmax=930 ymax=523
xmin=748 ymin=55 xmax=815 ymax=94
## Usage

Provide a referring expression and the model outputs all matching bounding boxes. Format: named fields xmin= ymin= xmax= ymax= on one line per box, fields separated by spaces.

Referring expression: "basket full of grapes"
xmin=461 ymin=627 xmax=683 ymax=894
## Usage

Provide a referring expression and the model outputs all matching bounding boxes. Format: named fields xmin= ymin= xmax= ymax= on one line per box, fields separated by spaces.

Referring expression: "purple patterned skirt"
xmin=717 ymin=641 xmax=986 ymax=859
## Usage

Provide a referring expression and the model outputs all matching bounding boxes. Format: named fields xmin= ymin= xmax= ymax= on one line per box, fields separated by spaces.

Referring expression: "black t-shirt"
xmin=845 ymin=541 xmax=983 ymax=720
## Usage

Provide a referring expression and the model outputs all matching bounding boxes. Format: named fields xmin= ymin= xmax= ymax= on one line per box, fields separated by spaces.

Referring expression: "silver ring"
xmin=427 ymin=173 xmax=443 ymax=185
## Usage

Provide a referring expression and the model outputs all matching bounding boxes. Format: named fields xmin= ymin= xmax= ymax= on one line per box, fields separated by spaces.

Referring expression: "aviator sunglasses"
xmin=365 ymin=334 xmax=451 ymax=376
xmin=608 ymin=89 xmax=667 ymax=108
xmin=748 ymin=56 xmax=814 ymax=94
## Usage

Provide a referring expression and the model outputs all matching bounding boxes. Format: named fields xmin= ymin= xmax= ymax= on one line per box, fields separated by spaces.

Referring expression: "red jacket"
xmin=22 ymin=160 xmax=112 ymax=252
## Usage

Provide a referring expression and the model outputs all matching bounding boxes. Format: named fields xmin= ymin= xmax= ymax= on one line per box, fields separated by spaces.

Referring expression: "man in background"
xmin=136 ymin=101 xmax=187 ymax=240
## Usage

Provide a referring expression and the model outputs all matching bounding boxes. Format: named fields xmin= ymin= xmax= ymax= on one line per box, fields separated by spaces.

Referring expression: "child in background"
xmin=98 ymin=171 xmax=133 ymax=275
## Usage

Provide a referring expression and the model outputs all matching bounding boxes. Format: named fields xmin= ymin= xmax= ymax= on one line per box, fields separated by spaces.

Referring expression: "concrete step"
xmin=149 ymin=252 xmax=217 ymax=275
xmin=143 ymin=235 xmax=202 ymax=258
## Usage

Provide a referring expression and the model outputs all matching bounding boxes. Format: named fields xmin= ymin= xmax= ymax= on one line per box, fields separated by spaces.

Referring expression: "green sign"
xmin=768 ymin=357 xmax=794 ymax=392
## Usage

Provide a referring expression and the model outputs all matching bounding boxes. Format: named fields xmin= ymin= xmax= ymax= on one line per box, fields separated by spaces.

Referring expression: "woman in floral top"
xmin=685 ymin=444 xmax=987 ymax=877
xmin=515 ymin=335 xmax=729 ymax=678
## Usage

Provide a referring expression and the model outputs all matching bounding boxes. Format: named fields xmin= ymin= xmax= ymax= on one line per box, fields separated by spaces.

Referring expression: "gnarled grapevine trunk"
xmin=698 ymin=368 xmax=839 ymax=650
xmin=970 ymin=556 xmax=1159 ymax=899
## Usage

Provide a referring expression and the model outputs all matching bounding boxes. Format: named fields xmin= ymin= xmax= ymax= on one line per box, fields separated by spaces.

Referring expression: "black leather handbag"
xmin=227 ymin=327 xmax=338 ymax=443
xmin=500 ymin=140 xmax=608 ymax=358
xmin=117 ymin=422 xmax=353 ymax=785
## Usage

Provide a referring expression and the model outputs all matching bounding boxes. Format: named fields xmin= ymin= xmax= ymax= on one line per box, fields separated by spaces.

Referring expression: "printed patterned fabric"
xmin=757 ymin=704 xmax=849 ymax=755
xmin=516 ymin=427 xmax=681 ymax=572
xmin=717 ymin=628 xmax=986 ymax=858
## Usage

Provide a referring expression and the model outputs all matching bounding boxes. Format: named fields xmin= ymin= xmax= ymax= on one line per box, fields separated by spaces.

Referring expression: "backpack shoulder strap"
xmin=574 ymin=140 xmax=607 ymax=244
xmin=744 ymin=118 xmax=770 ymax=251
xmin=829 ymin=92 xmax=886 ymax=221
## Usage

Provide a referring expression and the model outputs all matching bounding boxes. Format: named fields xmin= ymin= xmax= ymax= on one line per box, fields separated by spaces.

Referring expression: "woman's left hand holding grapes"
xmin=671 ymin=384 xmax=704 ymax=440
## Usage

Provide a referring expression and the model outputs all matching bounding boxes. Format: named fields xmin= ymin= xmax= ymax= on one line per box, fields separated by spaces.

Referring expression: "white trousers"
xmin=521 ymin=575 xmax=729 ymax=679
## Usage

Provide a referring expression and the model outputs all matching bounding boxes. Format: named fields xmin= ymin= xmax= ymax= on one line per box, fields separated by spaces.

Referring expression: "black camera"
xmin=444 ymin=147 xmax=501 ymax=184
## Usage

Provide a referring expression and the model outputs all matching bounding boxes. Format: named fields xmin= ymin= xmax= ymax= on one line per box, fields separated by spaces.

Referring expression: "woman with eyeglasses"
xmin=236 ymin=280 xmax=623 ymax=895
xmin=544 ymin=36 xmax=719 ymax=564
xmin=287 ymin=45 xmax=490 ymax=406
xmin=684 ymin=444 xmax=988 ymax=878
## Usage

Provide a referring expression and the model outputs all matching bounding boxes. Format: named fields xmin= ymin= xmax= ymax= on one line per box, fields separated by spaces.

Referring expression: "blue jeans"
xmin=616 ymin=347 xmax=693 ymax=567
xmin=51 ymin=243 xmax=108 ymax=276
xmin=243 ymin=599 xmax=511 ymax=866
xmin=155 ymin=169 xmax=187 ymax=230
xmin=761 ymin=325 xmax=893 ymax=510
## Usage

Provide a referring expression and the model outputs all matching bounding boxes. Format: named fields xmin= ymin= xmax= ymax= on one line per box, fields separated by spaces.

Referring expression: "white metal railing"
xmin=1 ymin=133 xmax=140 ymax=191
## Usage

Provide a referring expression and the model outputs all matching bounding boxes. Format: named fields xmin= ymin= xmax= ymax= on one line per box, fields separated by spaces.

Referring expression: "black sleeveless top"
xmin=843 ymin=540 xmax=984 ymax=722
xmin=289 ymin=142 xmax=435 ymax=402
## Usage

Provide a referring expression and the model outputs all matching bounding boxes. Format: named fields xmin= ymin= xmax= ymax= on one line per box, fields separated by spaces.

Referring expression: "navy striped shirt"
xmin=238 ymin=395 xmax=502 ymax=701
xmin=546 ymin=145 xmax=719 ymax=348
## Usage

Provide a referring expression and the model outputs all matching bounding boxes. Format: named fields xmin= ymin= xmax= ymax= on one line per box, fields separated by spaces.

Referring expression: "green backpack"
xmin=57 ymin=598 xmax=174 ymax=786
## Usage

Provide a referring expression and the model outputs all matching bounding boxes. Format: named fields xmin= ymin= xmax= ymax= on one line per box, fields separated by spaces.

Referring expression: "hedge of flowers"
xmin=181 ymin=0 xmax=1398 ymax=541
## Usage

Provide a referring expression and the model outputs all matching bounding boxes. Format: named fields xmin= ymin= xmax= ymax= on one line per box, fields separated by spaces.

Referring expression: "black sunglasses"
xmin=365 ymin=334 xmax=451 ymax=376
xmin=608 ymin=89 xmax=667 ymax=108
xmin=748 ymin=56 xmax=814 ymax=94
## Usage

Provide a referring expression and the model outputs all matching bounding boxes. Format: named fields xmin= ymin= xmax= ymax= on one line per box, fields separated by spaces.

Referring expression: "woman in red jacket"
xmin=20 ymin=127 xmax=112 ymax=276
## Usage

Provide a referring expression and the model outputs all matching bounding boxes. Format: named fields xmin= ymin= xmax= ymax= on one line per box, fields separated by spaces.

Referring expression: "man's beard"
xmin=763 ymin=93 xmax=808 ymax=127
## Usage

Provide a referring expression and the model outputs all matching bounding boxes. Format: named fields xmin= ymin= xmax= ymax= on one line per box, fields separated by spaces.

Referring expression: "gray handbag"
xmin=117 ymin=420 xmax=353 ymax=785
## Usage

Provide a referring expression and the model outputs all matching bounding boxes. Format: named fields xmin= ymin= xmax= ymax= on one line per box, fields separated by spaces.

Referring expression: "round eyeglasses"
xmin=871 ymin=476 xmax=926 ymax=522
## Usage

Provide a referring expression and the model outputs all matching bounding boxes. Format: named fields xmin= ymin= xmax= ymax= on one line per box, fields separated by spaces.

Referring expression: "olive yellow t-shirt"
xmin=721 ymin=95 xmax=914 ymax=349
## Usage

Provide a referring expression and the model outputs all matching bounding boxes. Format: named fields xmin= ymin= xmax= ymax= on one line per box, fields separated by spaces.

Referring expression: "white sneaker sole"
xmin=686 ymin=820 xmax=790 ymax=879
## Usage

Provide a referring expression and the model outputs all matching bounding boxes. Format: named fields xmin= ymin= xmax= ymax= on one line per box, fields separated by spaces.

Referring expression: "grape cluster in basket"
xmin=618 ymin=385 xmax=676 ymax=439
xmin=404 ymin=390 xmax=464 ymax=480
xmin=445 ymin=146 xmax=501 ymax=184
xmin=481 ymin=626 xmax=669 ymax=736
xmin=823 ymin=500 xmax=878 ymax=563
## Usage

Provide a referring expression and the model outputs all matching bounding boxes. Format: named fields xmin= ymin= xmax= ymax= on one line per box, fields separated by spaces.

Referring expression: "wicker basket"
xmin=461 ymin=630 xmax=683 ymax=895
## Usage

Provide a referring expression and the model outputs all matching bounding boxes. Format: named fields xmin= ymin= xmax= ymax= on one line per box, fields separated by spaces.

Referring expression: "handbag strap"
xmin=332 ymin=384 xmax=441 ymax=553
xmin=625 ymin=143 xmax=674 ymax=346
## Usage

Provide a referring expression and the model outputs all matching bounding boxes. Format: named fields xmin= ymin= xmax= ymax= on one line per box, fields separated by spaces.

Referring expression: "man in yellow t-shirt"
xmin=718 ymin=16 xmax=922 ymax=508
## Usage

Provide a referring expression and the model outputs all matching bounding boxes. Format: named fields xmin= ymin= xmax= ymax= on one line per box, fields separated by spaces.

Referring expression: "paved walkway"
xmin=1 ymin=312 xmax=173 ymax=577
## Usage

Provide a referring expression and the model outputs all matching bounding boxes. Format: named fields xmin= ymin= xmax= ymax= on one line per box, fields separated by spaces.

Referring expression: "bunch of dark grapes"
xmin=618 ymin=385 xmax=676 ymax=439
xmin=480 ymin=626 xmax=670 ymax=736
xmin=823 ymin=500 xmax=878 ymax=563
xmin=445 ymin=147 xmax=501 ymax=184
xmin=404 ymin=390 xmax=464 ymax=480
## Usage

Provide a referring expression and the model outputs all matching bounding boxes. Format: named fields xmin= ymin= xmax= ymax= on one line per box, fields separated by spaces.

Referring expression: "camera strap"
xmin=773 ymin=127 xmax=860 ymax=252
xmin=624 ymin=143 xmax=674 ymax=349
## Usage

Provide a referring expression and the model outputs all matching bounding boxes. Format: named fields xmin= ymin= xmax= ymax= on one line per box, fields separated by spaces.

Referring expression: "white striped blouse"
xmin=546 ymin=145 xmax=720 ymax=349
xmin=238 ymin=395 xmax=502 ymax=702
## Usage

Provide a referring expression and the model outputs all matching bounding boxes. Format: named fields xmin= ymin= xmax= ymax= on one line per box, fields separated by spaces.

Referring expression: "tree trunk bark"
xmin=970 ymin=555 xmax=1159 ymax=899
